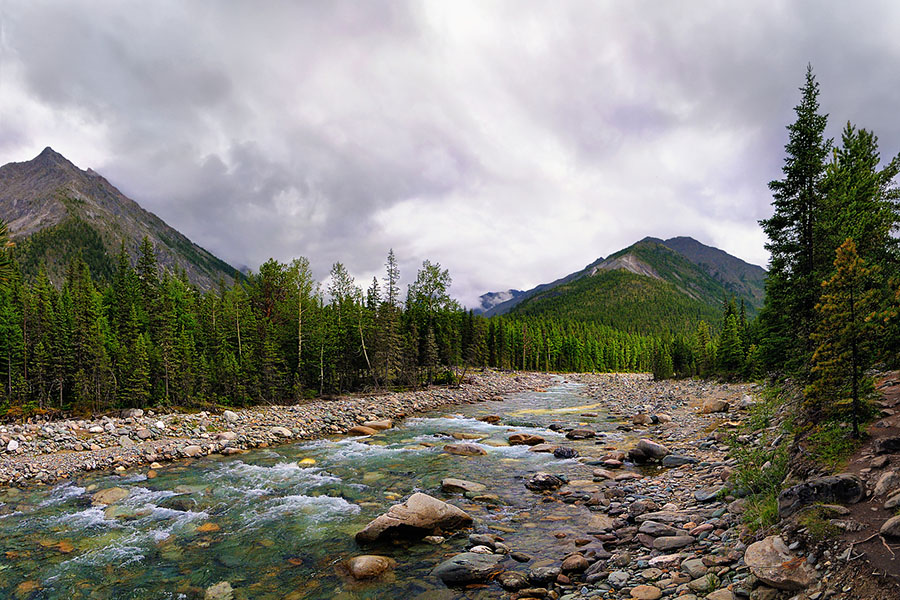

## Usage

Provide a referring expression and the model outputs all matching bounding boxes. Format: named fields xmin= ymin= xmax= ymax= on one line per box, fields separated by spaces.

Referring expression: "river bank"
xmin=0 ymin=370 xmax=555 ymax=487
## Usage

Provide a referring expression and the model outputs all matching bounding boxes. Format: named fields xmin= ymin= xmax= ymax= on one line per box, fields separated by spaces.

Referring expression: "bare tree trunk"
xmin=358 ymin=313 xmax=379 ymax=390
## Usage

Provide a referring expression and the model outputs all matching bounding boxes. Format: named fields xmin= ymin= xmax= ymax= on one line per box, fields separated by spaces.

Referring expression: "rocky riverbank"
xmin=328 ymin=373 xmax=893 ymax=600
xmin=0 ymin=370 xmax=555 ymax=487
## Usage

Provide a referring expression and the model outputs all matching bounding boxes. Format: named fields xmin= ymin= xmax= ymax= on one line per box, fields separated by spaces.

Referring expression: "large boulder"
xmin=566 ymin=429 xmax=595 ymax=440
xmin=431 ymin=552 xmax=504 ymax=585
xmin=346 ymin=555 xmax=396 ymax=580
xmin=744 ymin=535 xmax=818 ymax=590
xmin=777 ymin=474 xmax=865 ymax=517
xmin=355 ymin=493 xmax=473 ymax=543
xmin=348 ymin=425 xmax=378 ymax=436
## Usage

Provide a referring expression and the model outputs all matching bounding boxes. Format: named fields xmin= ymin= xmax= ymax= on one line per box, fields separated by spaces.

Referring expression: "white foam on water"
xmin=298 ymin=438 xmax=425 ymax=462
xmin=213 ymin=460 xmax=343 ymax=491
xmin=408 ymin=415 xmax=560 ymax=438
xmin=38 ymin=482 xmax=87 ymax=507
xmin=242 ymin=493 xmax=360 ymax=528
xmin=62 ymin=506 xmax=118 ymax=529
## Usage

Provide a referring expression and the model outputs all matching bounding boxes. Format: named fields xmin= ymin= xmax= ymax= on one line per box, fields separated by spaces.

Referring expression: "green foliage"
xmin=804 ymin=420 xmax=863 ymax=471
xmin=13 ymin=217 xmax=115 ymax=283
xmin=798 ymin=505 xmax=841 ymax=541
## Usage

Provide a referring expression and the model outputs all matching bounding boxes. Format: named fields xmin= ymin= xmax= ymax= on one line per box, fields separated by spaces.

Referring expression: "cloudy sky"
xmin=2 ymin=1 xmax=899 ymax=307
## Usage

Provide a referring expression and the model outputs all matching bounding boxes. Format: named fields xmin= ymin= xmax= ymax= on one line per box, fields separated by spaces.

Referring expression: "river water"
xmin=0 ymin=379 xmax=647 ymax=599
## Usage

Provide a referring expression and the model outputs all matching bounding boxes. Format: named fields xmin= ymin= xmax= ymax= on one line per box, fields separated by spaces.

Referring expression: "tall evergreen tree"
xmin=758 ymin=65 xmax=832 ymax=373
xmin=807 ymin=239 xmax=881 ymax=437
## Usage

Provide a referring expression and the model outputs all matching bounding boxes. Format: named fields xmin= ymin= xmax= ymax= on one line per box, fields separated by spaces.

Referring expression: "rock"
xmin=629 ymin=439 xmax=669 ymax=464
xmin=204 ymin=581 xmax=234 ymax=600
xmin=91 ymin=487 xmax=129 ymax=506
xmin=182 ymin=445 xmax=203 ymax=457
xmin=270 ymin=426 xmax=292 ymax=438
xmin=649 ymin=553 xmax=683 ymax=568
xmin=122 ymin=408 xmax=144 ymax=418
xmin=528 ymin=565 xmax=561 ymax=584
xmin=509 ymin=433 xmax=545 ymax=446
xmin=525 ymin=472 xmax=566 ymax=492
xmin=661 ymin=454 xmax=698 ymax=467
xmin=706 ymin=591 xmax=734 ymax=600
xmin=441 ymin=478 xmax=486 ymax=494
xmin=777 ymin=474 xmax=865 ymax=517
xmin=346 ymin=555 xmax=396 ymax=580
xmin=469 ymin=545 xmax=493 ymax=554
xmin=694 ymin=486 xmax=724 ymax=502
xmin=631 ymin=585 xmax=662 ymax=600
xmin=607 ymin=570 xmax=630 ymax=588
xmin=881 ymin=515 xmax=900 ymax=537
xmin=553 ymin=447 xmax=578 ymax=459
xmin=681 ymin=558 xmax=708 ymax=579
xmin=355 ymin=492 xmax=473 ymax=543
xmin=701 ymin=399 xmax=729 ymax=413
xmin=136 ymin=428 xmax=152 ymax=440
xmin=529 ymin=443 xmax=558 ymax=453
xmin=348 ymin=425 xmax=378 ymax=436
xmin=873 ymin=470 xmax=900 ymax=496
xmin=6 ymin=439 xmax=18 ymax=452
xmin=223 ymin=410 xmax=239 ymax=422
xmin=875 ymin=436 xmax=900 ymax=454
xmin=363 ymin=419 xmax=393 ymax=430
xmin=561 ymin=554 xmax=589 ymax=572
xmin=638 ymin=520 xmax=680 ymax=537
xmin=885 ymin=491 xmax=900 ymax=510
xmin=633 ymin=414 xmax=653 ymax=426
xmin=478 ymin=415 xmax=501 ymax=424
xmin=566 ymin=429 xmax=595 ymax=439
xmin=497 ymin=570 xmax=529 ymax=590
xmin=443 ymin=443 xmax=487 ymax=456
xmin=744 ymin=535 xmax=818 ymax=590
xmin=431 ymin=552 xmax=504 ymax=585
xmin=653 ymin=536 xmax=694 ymax=551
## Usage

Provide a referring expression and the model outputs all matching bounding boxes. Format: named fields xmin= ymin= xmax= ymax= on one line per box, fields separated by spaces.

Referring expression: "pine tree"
xmin=807 ymin=239 xmax=881 ymax=437
xmin=758 ymin=65 xmax=832 ymax=373
xmin=0 ymin=220 xmax=14 ymax=289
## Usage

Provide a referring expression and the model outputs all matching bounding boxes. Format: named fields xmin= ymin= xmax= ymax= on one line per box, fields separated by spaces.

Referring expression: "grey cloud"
xmin=2 ymin=1 xmax=900 ymax=306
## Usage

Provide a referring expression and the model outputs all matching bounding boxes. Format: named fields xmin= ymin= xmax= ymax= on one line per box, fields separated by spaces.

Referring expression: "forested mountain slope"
xmin=0 ymin=147 xmax=238 ymax=288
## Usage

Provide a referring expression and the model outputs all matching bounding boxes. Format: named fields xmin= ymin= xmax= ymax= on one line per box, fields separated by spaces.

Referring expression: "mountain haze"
xmin=0 ymin=148 xmax=238 ymax=288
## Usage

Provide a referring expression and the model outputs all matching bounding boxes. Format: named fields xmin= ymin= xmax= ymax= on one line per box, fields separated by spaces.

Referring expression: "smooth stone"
xmin=777 ymin=474 xmax=865 ymax=517
xmin=509 ymin=433 xmax=545 ymax=446
xmin=443 ymin=443 xmax=487 ymax=456
xmin=205 ymin=581 xmax=234 ymax=600
xmin=631 ymin=584 xmax=662 ymax=600
xmin=91 ymin=487 xmax=129 ymax=506
xmin=346 ymin=555 xmax=396 ymax=580
xmin=662 ymin=455 xmax=698 ymax=467
xmin=880 ymin=514 xmax=900 ymax=537
xmin=355 ymin=492 xmax=473 ymax=543
xmin=349 ymin=425 xmax=378 ymax=436
xmin=566 ymin=429 xmax=595 ymax=439
xmin=608 ymin=570 xmax=630 ymax=588
xmin=744 ymin=535 xmax=818 ymax=590
xmin=270 ymin=426 xmax=292 ymax=437
xmin=681 ymin=558 xmax=708 ymax=579
xmin=223 ymin=410 xmax=239 ymax=422
xmin=706 ymin=590 xmax=735 ymax=600
xmin=525 ymin=472 xmax=565 ymax=492
xmin=431 ymin=552 xmax=504 ymax=585
xmin=701 ymin=399 xmax=729 ymax=413
xmin=363 ymin=419 xmax=393 ymax=430
xmin=561 ymin=554 xmax=589 ymax=572
xmin=442 ymin=478 xmax=487 ymax=494
xmin=182 ymin=445 xmax=203 ymax=457
xmin=497 ymin=571 xmax=529 ymax=590
xmin=638 ymin=520 xmax=679 ymax=537
xmin=653 ymin=536 xmax=694 ymax=551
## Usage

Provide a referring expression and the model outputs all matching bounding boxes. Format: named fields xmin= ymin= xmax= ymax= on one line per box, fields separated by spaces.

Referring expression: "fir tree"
xmin=807 ymin=239 xmax=881 ymax=437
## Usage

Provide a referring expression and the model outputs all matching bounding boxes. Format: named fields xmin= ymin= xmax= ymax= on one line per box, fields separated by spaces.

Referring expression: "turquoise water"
xmin=0 ymin=381 xmax=640 ymax=599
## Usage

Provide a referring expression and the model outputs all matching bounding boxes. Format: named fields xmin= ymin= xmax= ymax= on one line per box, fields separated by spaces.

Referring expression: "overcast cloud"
xmin=2 ymin=1 xmax=900 ymax=306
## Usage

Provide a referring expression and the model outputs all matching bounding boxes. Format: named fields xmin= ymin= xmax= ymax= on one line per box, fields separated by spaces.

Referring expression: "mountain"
xmin=482 ymin=237 xmax=766 ymax=335
xmin=651 ymin=236 xmax=767 ymax=307
xmin=0 ymin=147 xmax=238 ymax=288
xmin=475 ymin=289 xmax=525 ymax=314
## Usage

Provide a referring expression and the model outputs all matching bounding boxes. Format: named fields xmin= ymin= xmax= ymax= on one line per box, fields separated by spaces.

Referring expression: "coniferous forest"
xmin=0 ymin=67 xmax=898 ymax=422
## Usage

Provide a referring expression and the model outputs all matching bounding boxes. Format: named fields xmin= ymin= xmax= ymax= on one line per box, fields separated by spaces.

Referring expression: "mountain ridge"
xmin=478 ymin=237 xmax=766 ymax=331
xmin=0 ymin=147 xmax=239 ymax=288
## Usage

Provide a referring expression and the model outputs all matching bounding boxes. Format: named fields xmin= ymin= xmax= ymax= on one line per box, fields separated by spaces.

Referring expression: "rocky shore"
xmin=0 ymin=370 xmax=554 ymax=487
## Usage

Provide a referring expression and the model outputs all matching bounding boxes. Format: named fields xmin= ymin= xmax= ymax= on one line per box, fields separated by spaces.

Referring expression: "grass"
xmin=798 ymin=505 xmax=841 ymax=541
xmin=725 ymin=384 xmax=792 ymax=532
xmin=804 ymin=419 xmax=861 ymax=471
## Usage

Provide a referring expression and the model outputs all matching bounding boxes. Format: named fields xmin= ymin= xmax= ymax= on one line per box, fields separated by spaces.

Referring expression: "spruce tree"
xmin=758 ymin=65 xmax=832 ymax=373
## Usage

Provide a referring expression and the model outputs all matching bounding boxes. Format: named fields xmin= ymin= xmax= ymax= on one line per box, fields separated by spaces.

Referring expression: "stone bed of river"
xmin=0 ymin=379 xmax=651 ymax=599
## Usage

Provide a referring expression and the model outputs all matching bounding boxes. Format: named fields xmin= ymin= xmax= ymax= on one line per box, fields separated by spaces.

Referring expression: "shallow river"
xmin=0 ymin=379 xmax=647 ymax=599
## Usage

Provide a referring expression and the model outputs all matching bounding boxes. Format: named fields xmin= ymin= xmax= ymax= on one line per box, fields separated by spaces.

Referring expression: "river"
xmin=0 ymin=378 xmax=649 ymax=599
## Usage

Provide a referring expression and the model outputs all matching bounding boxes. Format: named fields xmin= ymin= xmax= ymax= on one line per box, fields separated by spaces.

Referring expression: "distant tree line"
xmin=0 ymin=233 xmax=673 ymax=417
